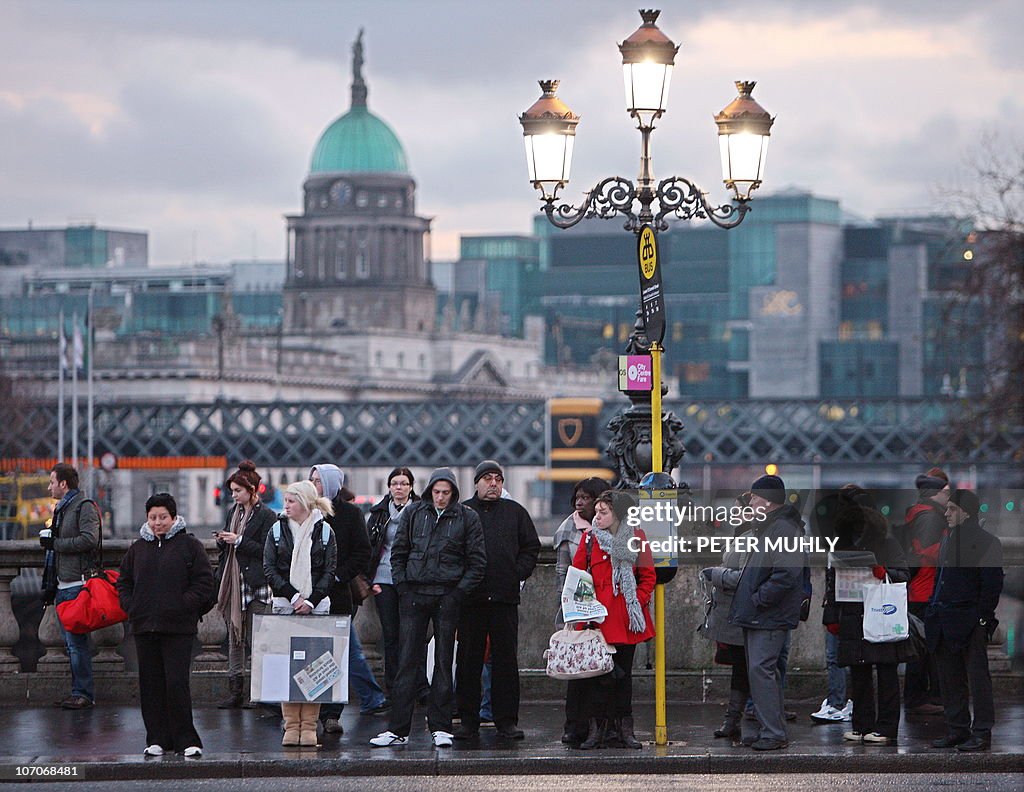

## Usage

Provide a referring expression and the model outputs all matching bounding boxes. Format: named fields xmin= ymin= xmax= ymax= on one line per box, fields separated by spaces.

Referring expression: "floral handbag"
xmin=543 ymin=626 xmax=616 ymax=680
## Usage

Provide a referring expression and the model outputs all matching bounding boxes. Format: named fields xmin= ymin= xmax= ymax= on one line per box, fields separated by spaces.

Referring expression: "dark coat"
xmin=461 ymin=495 xmax=541 ymax=605
xmin=262 ymin=516 xmax=337 ymax=608
xmin=324 ymin=495 xmax=371 ymax=615
xmin=215 ymin=502 xmax=277 ymax=591
xmin=729 ymin=504 xmax=808 ymax=630
xmin=925 ymin=516 xmax=1004 ymax=652
xmin=825 ymin=505 xmax=916 ymax=666
xmin=571 ymin=528 xmax=656 ymax=645
xmin=366 ymin=493 xmax=419 ymax=579
xmin=52 ymin=490 xmax=100 ymax=583
xmin=117 ymin=520 xmax=215 ymax=635
xmin=390 ymin=480 xmax=487 ymax=599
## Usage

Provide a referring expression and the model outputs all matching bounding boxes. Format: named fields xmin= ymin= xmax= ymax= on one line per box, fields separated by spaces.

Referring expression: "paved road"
xmin=4 ymin=775 xmax=1021 ymax=792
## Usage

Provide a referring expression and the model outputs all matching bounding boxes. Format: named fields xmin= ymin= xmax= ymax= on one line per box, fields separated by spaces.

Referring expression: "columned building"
xmin=283 ymin=31 xmax=435 ymax=334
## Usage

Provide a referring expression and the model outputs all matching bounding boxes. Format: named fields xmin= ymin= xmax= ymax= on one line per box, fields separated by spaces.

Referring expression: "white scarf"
xmin=288 ymin=508 xmax=322 ymax=601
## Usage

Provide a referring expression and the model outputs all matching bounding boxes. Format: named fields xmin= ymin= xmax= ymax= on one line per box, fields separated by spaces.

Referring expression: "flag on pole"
xmin=72 ymin=321 xmax=84 ymax=372
xmin=59 ymin=322 xmax=68 ymax=372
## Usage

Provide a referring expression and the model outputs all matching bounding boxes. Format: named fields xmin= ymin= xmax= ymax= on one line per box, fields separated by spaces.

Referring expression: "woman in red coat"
xmin=571 ymin=490 xmax=655 ymax=749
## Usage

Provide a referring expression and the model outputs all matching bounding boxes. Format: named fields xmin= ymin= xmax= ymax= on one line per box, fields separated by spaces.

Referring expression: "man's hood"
xmin=311 ymin=464 xmax=345 ymax=502
xmin=426 ymin=467 xmax=460 ymax=505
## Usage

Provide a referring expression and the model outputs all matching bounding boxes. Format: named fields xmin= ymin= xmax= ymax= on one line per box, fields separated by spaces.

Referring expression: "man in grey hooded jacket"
xmin=370 ymin=468 xmax=486 ymax=748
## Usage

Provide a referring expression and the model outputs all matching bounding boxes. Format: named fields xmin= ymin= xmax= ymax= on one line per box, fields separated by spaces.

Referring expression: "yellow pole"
xmin=650 ymin=341 xmax=667 ymax=745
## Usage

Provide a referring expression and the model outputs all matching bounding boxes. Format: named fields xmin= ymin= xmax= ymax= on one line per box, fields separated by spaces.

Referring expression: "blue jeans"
xmin=54 ymin=586 xmax=94 ymax=702
xmin=479 ymin=660 xmax=493 ymax=721
xmin=826 ymin=630 xmax=849 ymax=709
xmin=320 ymin=625 xmax=387 ymax=721
xmin=349 ymin=628 xmax=387 ymax=712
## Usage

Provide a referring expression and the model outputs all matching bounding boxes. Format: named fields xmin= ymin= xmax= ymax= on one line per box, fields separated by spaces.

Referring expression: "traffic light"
xmin=213 ymin=486 xmax=222 ymax=506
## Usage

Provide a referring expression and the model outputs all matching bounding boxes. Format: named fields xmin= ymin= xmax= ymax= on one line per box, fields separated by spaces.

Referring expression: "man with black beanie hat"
xmin=902 ymin=467 xmax=950 ymax=713
xmin=926 ymin=489 xmax=1004 ymax=752
xmin=729 ymin=473 xmax=808 ymax=751
xmin=454 ymin=460 xmax=541 ymax=740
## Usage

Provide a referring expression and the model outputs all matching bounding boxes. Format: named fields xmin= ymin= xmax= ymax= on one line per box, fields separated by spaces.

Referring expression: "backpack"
xmin=271 ymin=517 xmax=330 ymax=548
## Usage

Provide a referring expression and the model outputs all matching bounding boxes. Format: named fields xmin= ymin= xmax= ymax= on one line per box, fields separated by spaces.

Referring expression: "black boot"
xmin=580 ymin=718 xmax=608 ymax=750
xmin=617 ymin=717 xmax=642 ymax=749
xmin=714 ymin=688 xmax=743 ymax=738
xmin=217 ymin=675 xmax=243 ymax=709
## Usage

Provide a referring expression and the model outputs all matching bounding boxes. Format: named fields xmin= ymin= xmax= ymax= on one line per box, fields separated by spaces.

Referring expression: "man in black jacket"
xmin=370 ymin=468 xmax=486 ymax=748
xmin=926 ymin=489 xmax=1004 ymax=752
xmin=454 ymin=460 xmax=541 ymax=740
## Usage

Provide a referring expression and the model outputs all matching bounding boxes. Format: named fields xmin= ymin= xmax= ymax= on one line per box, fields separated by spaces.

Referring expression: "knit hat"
xmin=227 ymin=460 xmax=261 ymax=493
xmin=751 ymin=474 xmax=786 ymax=504
xmin=474 ymin=459 xmax=504 ymax=483
xmin=915 ymin=467 xmax=949 ymax=495
xmin=949 ymin=489 xmax=980 ymax=518
xmin=598 ymin=490 xmax=637 ymax=523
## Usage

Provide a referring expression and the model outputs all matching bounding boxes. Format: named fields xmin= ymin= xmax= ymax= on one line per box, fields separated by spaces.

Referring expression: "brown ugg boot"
xmin=299 ymin=703 xmax=321 ymax=747
xmin=281 ymin=703 xmax=301 ymax=747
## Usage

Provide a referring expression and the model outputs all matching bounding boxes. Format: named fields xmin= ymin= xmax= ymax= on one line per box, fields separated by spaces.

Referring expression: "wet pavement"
xmin=1 ymin=699 xmax=1022 ymax=780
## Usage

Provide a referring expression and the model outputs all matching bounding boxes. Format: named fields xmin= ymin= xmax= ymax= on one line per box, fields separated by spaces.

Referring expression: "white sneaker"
xmin=843 ymin=730 xmax=864 ymax=742
xmin=810 ymin=698 xmax=832 ymax=721
xmin=143 ymin=745 xmax=164 ymax=757
xmin=183 ymin=746 xmax=202 ymax=757
xmin=370 ymin=731 xmax=408 ymax=747
xmin=840 ymin=700 xmax=854 ymax=721
xmin=432 ymin=730 xmax=453 ymax=747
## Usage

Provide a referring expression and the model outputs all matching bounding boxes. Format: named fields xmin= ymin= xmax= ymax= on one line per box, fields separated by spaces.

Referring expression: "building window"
xmin=374 ymin=351 xmax=382 ymax=366
xmin=419 ymin=353 xmax=426 ymax=369
xmin=377 ymin=194 xmax=389 ymax=208
xmin=356 ymin=192 xmax=369 ymax=208
xmin=335 ymin=239 xmax=347 ymax=279
xmin=397 ymin=352 xmax=404 ymax=368
xmin=356 ymin=242 xmax=368 ymax=278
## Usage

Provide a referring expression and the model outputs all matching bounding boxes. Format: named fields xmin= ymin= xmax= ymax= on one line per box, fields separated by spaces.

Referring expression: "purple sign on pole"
xmin=618 ymin=355 xmax=653 ymax=392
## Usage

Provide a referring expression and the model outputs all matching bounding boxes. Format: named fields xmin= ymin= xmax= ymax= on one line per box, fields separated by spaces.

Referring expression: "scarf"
xmin=288 ymin=509 xmax=322 ymax=601
xmin=590 ymin=523 xmax=646 ymax=633
xmin=216 ymin=505 xmax=246 ymax=643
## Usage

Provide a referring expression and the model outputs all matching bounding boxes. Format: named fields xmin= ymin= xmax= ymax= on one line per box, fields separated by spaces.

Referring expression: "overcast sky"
xmin=1 ymin=0 xmax=1021 ymax=265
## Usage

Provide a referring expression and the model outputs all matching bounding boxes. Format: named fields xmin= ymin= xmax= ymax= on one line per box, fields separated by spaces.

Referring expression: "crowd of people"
xmin=41 ymin=460 xmax=1005 ymax=756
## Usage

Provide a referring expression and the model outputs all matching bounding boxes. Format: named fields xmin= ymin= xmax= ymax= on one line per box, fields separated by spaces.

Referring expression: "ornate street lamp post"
xmin=520 ymin=8 xmax=773 ymax=486
xmin=520 ymin=8 xmax=774 ymax=746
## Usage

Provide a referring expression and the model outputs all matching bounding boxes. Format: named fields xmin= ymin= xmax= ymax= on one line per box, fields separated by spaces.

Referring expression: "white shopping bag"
xmin=561 ymin=566 xmax=607 ymax=625
xmin=862 ymin=576 xmax=909 ymax=643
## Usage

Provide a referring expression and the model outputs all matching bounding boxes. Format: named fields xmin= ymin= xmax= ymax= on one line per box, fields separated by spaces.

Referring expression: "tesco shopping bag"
xmin=862 ymin=576 xmax=909 ymax=643
xmin=560 ymin=566 xmax=607 ymax=625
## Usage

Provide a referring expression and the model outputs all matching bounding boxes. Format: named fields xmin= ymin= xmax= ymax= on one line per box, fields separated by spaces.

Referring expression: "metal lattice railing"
xmin=2 ymin=398 xmax=1021 ymax=468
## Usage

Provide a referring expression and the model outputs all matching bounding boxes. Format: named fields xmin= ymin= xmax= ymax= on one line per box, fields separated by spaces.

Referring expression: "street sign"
xmin=618 ymin=354 xmax=653 ymax=392
xmin=637 ymin=225 xmax=665 ymax=344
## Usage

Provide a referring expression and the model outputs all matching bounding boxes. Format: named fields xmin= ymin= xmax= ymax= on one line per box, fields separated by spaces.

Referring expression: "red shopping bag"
xmin=55 ymin=570 xmax=128 ymax=634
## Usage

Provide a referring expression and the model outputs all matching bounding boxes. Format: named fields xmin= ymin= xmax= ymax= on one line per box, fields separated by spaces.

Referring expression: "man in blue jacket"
xmin=729 ymin=474 xmax=807 ymax=751
xmin=926 ymin=489 xmax=1004 ymax=752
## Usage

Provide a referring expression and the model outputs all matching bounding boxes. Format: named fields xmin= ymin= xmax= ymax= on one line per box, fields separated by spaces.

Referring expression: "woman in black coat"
xmin=118 ymin=493 xmax=215 ymax=758
xmin=214 ymin=460 xmax=277 ymax=708
xmin=824 ymin=486 xmax=916 ymax=745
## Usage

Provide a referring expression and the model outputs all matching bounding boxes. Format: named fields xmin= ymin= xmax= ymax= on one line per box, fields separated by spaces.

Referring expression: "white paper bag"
xmin=561 ymin=566 xmax=607 ymax=624
xmin=862 ymin=576 xmax=909 ymax=643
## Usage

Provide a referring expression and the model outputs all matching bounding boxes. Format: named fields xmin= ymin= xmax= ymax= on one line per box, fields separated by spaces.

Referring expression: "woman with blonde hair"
xmin=263 ymin=480 xmax=337 ymax=747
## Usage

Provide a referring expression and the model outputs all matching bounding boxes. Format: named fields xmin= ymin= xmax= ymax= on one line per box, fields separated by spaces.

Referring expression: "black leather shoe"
xmin=496 ymin=725 xmax=525 ymax=740
xmin=957 ymin=735 xmax=991 ymax=752
xmin=931 ymin=733 xmax=970 ymax=748
xmin=453 ymin=724 xmax=479 ymax=741
xmin=61 ymin=696 xmax=94 ymax=710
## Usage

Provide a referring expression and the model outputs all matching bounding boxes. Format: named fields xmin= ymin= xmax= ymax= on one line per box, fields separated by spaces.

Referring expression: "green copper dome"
xmin=309 ymin=30 xmax=408 ymax=175
xmin=310 ymin=105 xmax=408 ymax=175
